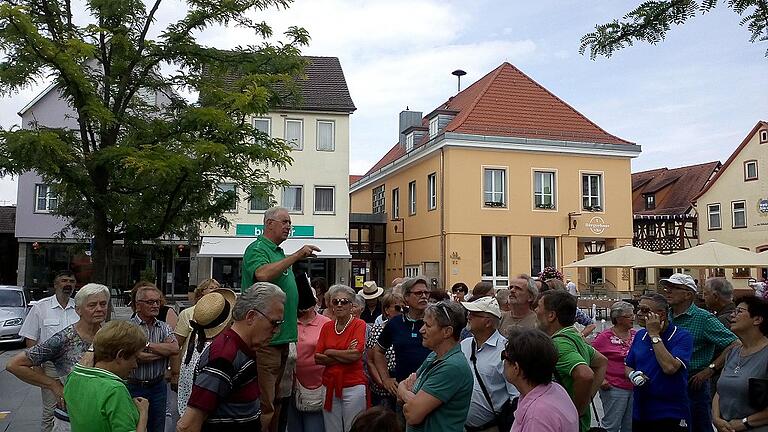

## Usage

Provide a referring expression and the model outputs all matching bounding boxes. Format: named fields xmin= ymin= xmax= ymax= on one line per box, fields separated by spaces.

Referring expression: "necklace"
xmin=335 ymin=315 xmax=353 ymax=335
xmin=735 ymin=340 xmax=768 ymax=374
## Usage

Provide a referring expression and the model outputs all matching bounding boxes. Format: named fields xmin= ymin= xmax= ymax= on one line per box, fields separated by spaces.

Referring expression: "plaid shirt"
xmin=128 ymin=315 xmax=176 ymax=381
xmin=670 ymin=303 xmax=737 ymax=373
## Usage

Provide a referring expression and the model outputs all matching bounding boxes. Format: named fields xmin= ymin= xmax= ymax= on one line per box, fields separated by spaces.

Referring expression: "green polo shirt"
xmin=241 ymin=235 xmax=298 ymax=345
xmin=552 ymin=326 xmax=596 ymax=432
xmin=64 ymin=364 xmax=139 ymax=432
xmin=671 ymin=303 xmax=737 ymax=372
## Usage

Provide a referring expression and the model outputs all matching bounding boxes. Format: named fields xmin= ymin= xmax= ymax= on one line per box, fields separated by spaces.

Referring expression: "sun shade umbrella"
xmin=633 ymin=240 xmax=768 ymax=268
xmin=563 ymin=245 xmax=664 ymax=268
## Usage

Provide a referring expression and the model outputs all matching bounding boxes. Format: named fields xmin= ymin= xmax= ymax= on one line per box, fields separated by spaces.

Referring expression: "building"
xmin=693 ymin=121 xmax=768 ymax=287
xmin=350 ymin=63 xmax=641 ymax=294
xmin=195 ymin=56 xmax=356 ymax=288
xmin=0 ymin=206 xmax=18 ymax=286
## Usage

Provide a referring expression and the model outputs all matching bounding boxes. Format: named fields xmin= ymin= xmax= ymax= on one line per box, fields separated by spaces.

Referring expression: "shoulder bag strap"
xmin=554 ymin=333 xmax=602 ymax=425
xmin=470 ymin=339 xmax=499 ymax=415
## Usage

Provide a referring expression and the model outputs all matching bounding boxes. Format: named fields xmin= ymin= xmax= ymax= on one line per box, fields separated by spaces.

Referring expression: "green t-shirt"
xmin=241 ymin=235 xmax=298 ymax=345
xmin=552 ymin=326 xmax=596 ymax=432
xmin=407 ymin=343 xmax=473 ymax=432
xmin=64 ymin=364 xmax=139 ymax=432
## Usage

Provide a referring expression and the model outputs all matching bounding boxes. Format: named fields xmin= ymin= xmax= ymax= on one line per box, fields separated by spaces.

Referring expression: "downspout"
xmin=440 ymin=147 xmax=446 ymax=291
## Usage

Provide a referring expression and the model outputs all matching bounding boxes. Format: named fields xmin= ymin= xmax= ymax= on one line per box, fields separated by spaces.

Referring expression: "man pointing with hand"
xmin=242 ymin=206 xmax=320 ymax=432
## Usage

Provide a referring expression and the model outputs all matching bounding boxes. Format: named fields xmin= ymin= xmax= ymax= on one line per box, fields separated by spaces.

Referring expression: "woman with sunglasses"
xmin=713 ymin=296 xmax=768 ymax=432
xmin=397 ymin=300 xmax=473 ymax=432
xmin=368 ymin=293 xmax=405 ymax=409
xmin=315 ymin=284 xmax=368 ymax=432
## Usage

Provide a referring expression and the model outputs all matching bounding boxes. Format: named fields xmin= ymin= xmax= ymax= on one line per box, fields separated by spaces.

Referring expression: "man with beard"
xmin=19 ymin=270 xmax=80 ymax=432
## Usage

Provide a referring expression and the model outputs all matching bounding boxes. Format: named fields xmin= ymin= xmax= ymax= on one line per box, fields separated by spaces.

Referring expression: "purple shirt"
xmin=591 ymin=328 xmax=636 ymax=390
xmin=511 ymin=382 xmax=578 ymax=432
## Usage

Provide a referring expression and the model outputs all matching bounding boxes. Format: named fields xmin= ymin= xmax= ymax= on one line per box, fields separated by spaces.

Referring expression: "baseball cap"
xmin=461 ymin=296 xmax=502 ymax=319
xmin=660 ymin=273 xmax=698 ymax=293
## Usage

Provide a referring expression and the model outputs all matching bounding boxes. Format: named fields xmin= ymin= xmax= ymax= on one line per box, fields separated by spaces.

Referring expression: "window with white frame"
xmin=745 ymin=160 xmax=758 ymax=181
xmin=481 ymin=236 xmax=509 ymax=287
xmin=35 ymin=184 xmax=58 ymax=212
xmin=760 ymin=130 xmax=768 ymax=143
xmin=317 ymin=121 xmax=335 ymax=151
xmin=282 ymin=185 xmax=303 ymax=213
xmin=249 ymin=186 xmax=271 ymax=212
xmin=392 ymin=188 xmax=400 ymax=219
xmin=408 ymin=181 xmax=417 ymax=215
xmin=217 ymin=183 xmax=237 ymax=212
xmin=708 ymin=204 xmax=721 ymax=230
xmin=429 ymin=117 xmax=439 ymax=138
xmin=644 ymin=194 xmax=656 ymax=210
xmin=405 ymin=133 xmax=414 ymax=151
xmin=427 ymin=173 xmax=437 ymax=210
xmin=405 ymin=265 xmax=421 ymax=278
xmin=483 ymin=168 xmax=506 ymax=208
xmin=253 ymin=118 xmax=271 ymax=135
xmin=372 ymin=185 xmax=385 ymax=214
xmin=314 ymin=186 xmax=334 ymax=214
xmin=732 ymin=201 xmax=747 ymax=228
xmin=582 ymin=173 xmax=603 ymax=211
xmin=534 ymin=171 xmax=556 ymax=209
xmin=531 ymin=237 xmax=557 ymax=276
xmin=285 ymin=119 xmax=303 ymax=150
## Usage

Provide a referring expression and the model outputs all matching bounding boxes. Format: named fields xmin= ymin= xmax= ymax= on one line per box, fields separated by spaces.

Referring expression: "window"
xmin=35 ymin=184 xmax=58 ymax=212
xmin=314 ymin=186 xmax=334 ymax=214
xmin=405 ymin=133 xmax=414 ymax=151
xmin=644 ymin=194 xmax=656 ymax=210
xmin=249 ymin=187 xmax=270 ymax=212
xmin=429 ymin=117 xmax=439 ymax=138
xmin=735 ymin=248 xmax=752 ymax=278
xmin=732 ymin=201 xmax=747 ymax=228
xmin=372 ymin=185 xmax=385 ymax=214
xmin=531 ymin=237 xmax=557 ymax=276
xmin=217 ymin=183 xmax=237 ymax=212
xmin=483 ymin=168 xmax=506 ymax=208
xmin=533 ymin=171 xmax=556 ymax=209
xmin=745 ymin=160 xmax=758 ymax=181
xmin=708 ymin=204 xmax=721 ymax=230
xmin=408 ymin=181 xmax=417 ymax=215
xmin=253 ymin=118 xmax=271 ymax=135
xmin=760 ymin=130 xmax=768 ymax=143
xmin=392 ymin=188 xmax=400 ymax=219
xmin=285 ymin=119 xmax=303 ymax=150
xmin=405 ymin=265 xmax=421 ymax=278
xmin=317 ymin=121 xmax=335 ymax=151
xmin=282 ymin=185 xmax=303 ymax=213
xmin=427 ymin=173 xmax=437 ymax=210
xmin=481 ymin=236 xmax=509 ymax=287
xmin=582 ymin=173 xmax=602 ymax=211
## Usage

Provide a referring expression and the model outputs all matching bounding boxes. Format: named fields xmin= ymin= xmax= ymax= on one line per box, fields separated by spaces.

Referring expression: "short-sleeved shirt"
xmin=296 ymin=312 xmax=331 ymax=389
xmin=499 ymin=311 xmax=538 ymax=337
xmin=128 ymin=316 xmax=176 ymax=381
xmin=671 ymin=303 xmax=737 ymax=372
xmin=716 ymin=344 xmax=768 ymax=430
xmin=367 ymin=321 xmax=397 ymax=397
xmin=27 ymin=325 xmax=91 ymax=379
xmin=591 ymin=328 xmax=636 ymax=390
xmin=64 ymin=364 xmax=139 ymax=432
xmin=187 ymin=328 xmax=260 ymax=431
xmin=625 ymin=326 xmax=693 ymax=422
xmin=408 ymin=343 xmax=473 ymax=432
xmin=241 ymin=235 xmax=298 ymax=345
xmin=551 ymin=326 xmax=596 ymax=432
xmin=315 ymin=317 xmax=368 ymax=410
xmin=19 ymin=295 xmax=79 ymax=344
xmin=511 ymin=382 xmax=579 ymax=432
xmin=377 ymin=314 xmax=431 ymax=381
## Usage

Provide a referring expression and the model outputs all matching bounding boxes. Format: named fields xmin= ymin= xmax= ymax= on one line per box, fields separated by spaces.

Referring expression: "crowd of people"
xmin=5 ymin=206 xmax=768 ymax=432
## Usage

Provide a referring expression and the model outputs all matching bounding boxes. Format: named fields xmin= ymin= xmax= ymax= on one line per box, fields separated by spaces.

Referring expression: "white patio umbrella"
xmin=633 ymin=240 xmax=768 ymax=268
xmin=563 ymin=244 xmax=663 ymax=268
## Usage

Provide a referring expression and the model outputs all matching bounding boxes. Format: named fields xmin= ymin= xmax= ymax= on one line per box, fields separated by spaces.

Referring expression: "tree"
xmin=580 ymin=0 xmax=768 ymax=59
xmin=0 ymin=0 xmax=310 ymax=285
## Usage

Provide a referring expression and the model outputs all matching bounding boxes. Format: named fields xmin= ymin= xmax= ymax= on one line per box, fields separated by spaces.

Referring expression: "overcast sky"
xmin=0 ymin=0 xmax=766 ymax=205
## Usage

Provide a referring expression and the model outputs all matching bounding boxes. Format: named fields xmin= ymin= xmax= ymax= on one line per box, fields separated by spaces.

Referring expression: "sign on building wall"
xmin=235 ymin=224 xmax=315 ymax=237
xmin=585 ymin=216 xmax=610 ymax=235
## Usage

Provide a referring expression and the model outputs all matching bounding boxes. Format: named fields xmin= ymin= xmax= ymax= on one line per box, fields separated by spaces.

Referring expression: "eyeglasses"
xmin=254 ymin=308 xmax=284 ymax=329
xmin=137 ymin=299 xmax=161 ymax=306
xmin=394 ymin=305 xmax=403 ymax=312
xmin=409 ymin=290 xmax=430 ymax=298
xmin=267 ymin=218 xmax=292 ymax=226
xmin=735 ymin=306 xmax=749 ymax=315
xmin=662 ymin=285 xmax=687 ymax=293
xmin=331 ymin=298 xmax=351 ymax=306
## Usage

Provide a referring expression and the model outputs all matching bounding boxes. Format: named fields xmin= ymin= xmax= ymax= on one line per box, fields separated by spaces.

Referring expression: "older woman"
xmin=368 ymin=292 xmax=404 ymax=408
xmin=713 ymin=296 xmax=768 ymax=432
xmin=374 ymin=292 xmax=405 ymax=326
xmin=397 ymin=300 xmax=473 ymax=432
xmin=315 ymin=284 xmax=368 ymax=432
xmin=503 ymin=327 xmax=578 ymax=431
xmin=591 ymin=301 xmax=636 ymax=432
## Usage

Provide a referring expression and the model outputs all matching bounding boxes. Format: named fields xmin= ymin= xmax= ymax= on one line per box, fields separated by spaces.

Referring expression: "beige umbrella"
xmin=563 ymin=244 xmax=663 ymax=268
xmin=633 ymin=240 xmax=768 ymax=268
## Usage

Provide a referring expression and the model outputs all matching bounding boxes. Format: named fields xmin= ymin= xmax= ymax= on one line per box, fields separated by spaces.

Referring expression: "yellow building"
xmin=350 ymin=63 xmax=641 ymax=293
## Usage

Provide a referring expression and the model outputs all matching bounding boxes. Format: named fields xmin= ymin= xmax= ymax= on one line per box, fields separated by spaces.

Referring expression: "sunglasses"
xmin=254 ymin=308 xmax=284 ymax=329
xmin=410 ymin=290 xmax=430 ymax=298
xmin=137 ymin=299 xmax=161 ymax=306
xmin=394 ymin=305 xmax=403 ymax=312
xmin=332 ymin=298 xmax=351 ymax=306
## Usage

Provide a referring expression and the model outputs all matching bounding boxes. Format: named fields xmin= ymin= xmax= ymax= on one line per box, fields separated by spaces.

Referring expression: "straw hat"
xmin=361 ymin=281 xmax=384 ymax=300
xmin=192 ymin=288 xmax=236 ymax=339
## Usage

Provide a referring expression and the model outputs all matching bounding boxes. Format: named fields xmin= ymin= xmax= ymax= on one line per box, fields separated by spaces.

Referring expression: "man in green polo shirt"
xmin=241 ymin=206 xmax=319 ymax=432
xmin=536 ymin=290 xmax=607 ymax=432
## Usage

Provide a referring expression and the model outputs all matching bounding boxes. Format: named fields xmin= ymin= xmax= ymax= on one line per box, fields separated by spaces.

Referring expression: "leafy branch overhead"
xmin=580 ymin=0 xmax=768 ymax=59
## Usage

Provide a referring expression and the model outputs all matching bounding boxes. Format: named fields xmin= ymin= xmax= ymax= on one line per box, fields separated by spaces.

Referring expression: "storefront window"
xmin=212 ymin=258 xmax=242 ymax=290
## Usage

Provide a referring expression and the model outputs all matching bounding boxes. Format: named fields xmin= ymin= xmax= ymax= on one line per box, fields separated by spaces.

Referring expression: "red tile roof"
xmin=632 ymin=161 xmax=721 ymax=216
xmin=349 ymin=175 xmax=363 ymax=185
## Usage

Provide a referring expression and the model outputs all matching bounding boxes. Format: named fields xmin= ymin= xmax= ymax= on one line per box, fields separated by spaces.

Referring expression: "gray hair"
xmin=328 ymin=284 xmax=356 ymax=301
xmin=401 ymin=277 xmax=429 ymax=295
xmin=425 ymin=301 xmax=467 ymax=340
xmin=517 ymin=274 xmax=539 ymax=303
xmin=641 ymin=293 xmax=669 ymax=312
xmin=353 ymin=293 xmax=366 ymax=308
xmin=75 ymin=283 xmax=110 ymax=308
xmin=609 ymin=301 xmax=635 ymax=325
xmin=234 ymin=282 xmax=286 ymax=321
xmin=496 ymin=288 xmax=511 ymax=306
xmin=706 ymin=277 xmax=733 ymax=300
xmin=263 ymin=206 xmax=289 ymax=224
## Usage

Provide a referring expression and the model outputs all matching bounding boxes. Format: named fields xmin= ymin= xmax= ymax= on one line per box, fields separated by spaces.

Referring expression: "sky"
xmin=0 ymin=0 xmax=766 ymax=205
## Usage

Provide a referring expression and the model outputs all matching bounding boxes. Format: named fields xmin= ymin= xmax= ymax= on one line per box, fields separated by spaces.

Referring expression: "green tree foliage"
xmin=0 ymin=0 xmax=310 ymax=283
xmin=580 ymin=0 xmax=768 ymax=59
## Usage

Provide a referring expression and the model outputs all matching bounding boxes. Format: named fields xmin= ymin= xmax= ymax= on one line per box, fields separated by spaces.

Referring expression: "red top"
xmin=315 ymin=317 xmax=368 ymax=411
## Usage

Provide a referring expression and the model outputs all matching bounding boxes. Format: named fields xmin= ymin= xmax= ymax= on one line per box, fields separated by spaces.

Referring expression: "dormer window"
xmin=644 ymin=194 xmax=656 ymax=210
xmin=429 ymin=117 xmax=439 ymax=138
xmin=760 ymin=129 xmax=768 ymax=143
xmin=405 ymin=133 xmax=414 ymax=151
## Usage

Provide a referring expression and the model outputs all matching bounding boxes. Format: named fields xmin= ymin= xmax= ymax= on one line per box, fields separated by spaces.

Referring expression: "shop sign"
xmin=235 ymin=224 xmax=314 ymax=237
xmin=585 ymin=216 xmax=610 ymax=235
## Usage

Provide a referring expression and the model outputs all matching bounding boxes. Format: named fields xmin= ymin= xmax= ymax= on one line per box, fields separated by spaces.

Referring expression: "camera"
xmin=629 ymin=370 xmax=648 ymax=386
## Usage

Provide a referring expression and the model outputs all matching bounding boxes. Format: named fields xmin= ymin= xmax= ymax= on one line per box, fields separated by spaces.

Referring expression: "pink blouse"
xmin=295 ymin=312 xmax=332 ymax=389
xmin=591 ymin=327 xmax=636 ymax=390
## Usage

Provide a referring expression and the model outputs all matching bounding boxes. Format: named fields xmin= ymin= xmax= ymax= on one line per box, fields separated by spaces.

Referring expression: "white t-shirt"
xmin=566 ymin=281 xmax=578 ymax=296
xmin=19 ymin=295 xmax=79 ymax=343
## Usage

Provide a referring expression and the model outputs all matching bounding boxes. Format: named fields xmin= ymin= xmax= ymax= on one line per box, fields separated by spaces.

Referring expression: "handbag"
xmin=588 ymin=400 xmax=607 ymax=432
xmin=294 ymin=380 xmax=326 ymax=412
xmin=470 ymin=340 xmax=517 ymax=432
xmin=748 ymin=352 xmax=768 ymax=410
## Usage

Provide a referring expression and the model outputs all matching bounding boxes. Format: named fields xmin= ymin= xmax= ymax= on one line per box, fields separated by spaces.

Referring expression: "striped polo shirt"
xmin=128 ymin=315 xmax=175 ymax=381
xmin=186 ymin=328 xmax=260 ymax=431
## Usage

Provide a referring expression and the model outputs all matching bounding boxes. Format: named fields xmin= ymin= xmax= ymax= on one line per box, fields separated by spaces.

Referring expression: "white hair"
xmin=353 ymin=293 xmax=366 ymax=308
xmin=234 ymin=282 xmax=286 ymax=320
xmin=75 ymin=283 xmax=110 ymax=308
xmin=263 ymin=206 xmax=289 ymax=224
xmin=328 ymin=284 xmax=356 ymax=300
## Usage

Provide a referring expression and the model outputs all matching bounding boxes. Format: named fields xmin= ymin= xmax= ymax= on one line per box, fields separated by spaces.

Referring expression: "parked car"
xmin=0 ymin=286 xmax=29 ymax=344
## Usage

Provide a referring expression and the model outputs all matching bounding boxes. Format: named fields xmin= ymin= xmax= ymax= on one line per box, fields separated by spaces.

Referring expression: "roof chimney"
xmin=399 ymin=109 xmax=422 ymax=147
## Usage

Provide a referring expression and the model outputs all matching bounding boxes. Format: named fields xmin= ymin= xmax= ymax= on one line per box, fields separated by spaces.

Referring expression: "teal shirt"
xmin=407 ymin=343 xmax=473 ymax=432
xmin=64 ymin=364 xmax=139 ymax=432
xmin=241 ymin=235 xmax=298 ymax=345
xmin=552 ymin=326 xmax=596 ymax=432
xmin=671 ymin=303 xmax=737 ymax=372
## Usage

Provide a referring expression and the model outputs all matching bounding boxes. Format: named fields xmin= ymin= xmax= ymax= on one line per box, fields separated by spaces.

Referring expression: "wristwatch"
xmin=651 ymin=336 xmax=661 ymax=344
xmin=708 ymin=362 xmax=717 ymax=372
xmin=743 ymin=417 xmax=753 ymax=430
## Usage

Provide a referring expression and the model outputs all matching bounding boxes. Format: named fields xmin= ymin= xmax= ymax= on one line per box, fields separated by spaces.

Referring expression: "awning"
xmin=197 ymin=236 xmax=351 ymax=259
